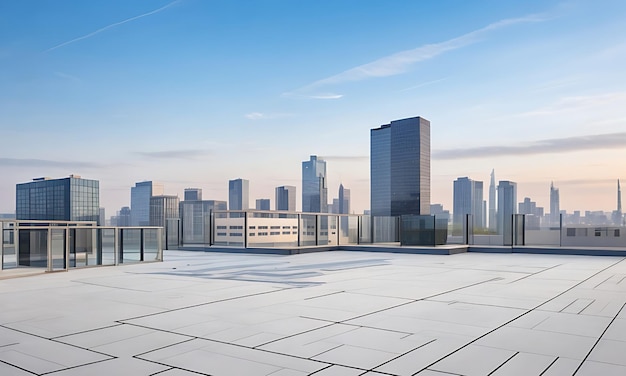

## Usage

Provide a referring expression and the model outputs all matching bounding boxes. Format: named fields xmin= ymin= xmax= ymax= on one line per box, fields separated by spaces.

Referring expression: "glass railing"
xmin=0 ymin=221 xmax=163 ymax=271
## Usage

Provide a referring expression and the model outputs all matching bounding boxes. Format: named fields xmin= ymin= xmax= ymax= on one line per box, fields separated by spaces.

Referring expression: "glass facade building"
xmin=371 ymin=116 xmax=430 ymax=217
xmin=228 ymin=179 xmax=249 ymax=210
xmin=16 ymin=176 xmax=100 ymax=223
xmin=149 ymin=195 xmax=180 ymax=227
xmin=275 ymin=185 xmax=296 ymax=211
xmin=302 ymin=155 xmax=328 ymax=213
xmin=180 ymin=200 xmax=226 ymax=244
xmin=131 ymin=181 xmax=164 ymax=226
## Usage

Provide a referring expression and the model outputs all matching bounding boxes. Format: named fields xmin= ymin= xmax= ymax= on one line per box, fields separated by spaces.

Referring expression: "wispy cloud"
xmin=45 ymin=0 xmax=181 ymax=52
xmin=516 ymin=92 xmax=626 ymax=117
xmin=0 ymin=157 xmax=101 ymax=168
xmin=244 ymin=112 xmax=293 ymax=120
xmin=285 ymin=14 xmax=546 ymax=98
xmin=54 ymin=71 xmax=80 ymax=82
xmin=399 ymin=77 xmax=449 ymax=92
xmin=134 ymin=149 xmax=210 ymax=160
xmin=434 ymin=132 xmax=626 ymax=160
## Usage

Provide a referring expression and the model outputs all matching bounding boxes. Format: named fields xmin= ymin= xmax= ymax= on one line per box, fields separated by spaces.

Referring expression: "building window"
xmin=217 ymin=232 xmax=227 ymax=236
xmin=566 ymin=228 xmax=576 ymax=237
xmin=217 ymin=226 xmax=227 ymax=230
xmin=249 ymin=233 xmax=255 ymax=236
xmin=230 ymin=232 xmax=242 ymax=237
xmin=615 ymin=229 xmax=620 ymax=237
xmin=270 ymin=232 xmax=280 ymax=235
xmin=249 ymin=226 xmax=256 ymax=229
xmin=270 ymin=226 xmax=280 ymax=229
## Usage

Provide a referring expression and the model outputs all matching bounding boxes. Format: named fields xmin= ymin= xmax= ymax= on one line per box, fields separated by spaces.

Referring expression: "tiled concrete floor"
xmin=1 ymin=250 xmax=625 ymax=375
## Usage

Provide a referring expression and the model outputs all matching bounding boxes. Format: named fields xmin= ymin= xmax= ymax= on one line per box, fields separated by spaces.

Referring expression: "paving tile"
xmin=139 ymin=338 xmax=327 ymax=376
xmin=539 ymin=357 xmax=580 ymax=376
xmin=0 ymin=337 xmax=110 ymax=375
xmin=489 ymin=352 xmax=555 ymax=375
xmin=575 ymin=360 xmax=626 ymax=376
xmin=55 ymin=324 xmax=192 ymax=357
xmin=374 ymin=336 xmax=469 ymax=375
xmin=312 ymin=344 xmax=396 ymax=370
xmin=0 ymin=361 xmax=33 ymax=376
xmin=587 ymin=338 xmax=626 ymax=366
xmin=44 ymin=356 xmax=168 ymax=375
xmin=427 ymin=344 xmax=517 ymax=376
xmin=474 ymin=325 xmax=596 ymax=359
xmin=602 ymin=318 xmax=626 ymax=341
xmin=307 ymin=365 xmax=363 ymax=375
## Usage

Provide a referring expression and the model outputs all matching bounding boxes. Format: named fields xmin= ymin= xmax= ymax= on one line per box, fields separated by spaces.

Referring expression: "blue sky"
xmin=1 ymin=0 xmax=626 ymax=215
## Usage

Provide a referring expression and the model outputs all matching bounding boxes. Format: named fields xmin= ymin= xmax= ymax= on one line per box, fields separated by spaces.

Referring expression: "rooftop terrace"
xmin=1 ymin=250 xmax=625 ymax=375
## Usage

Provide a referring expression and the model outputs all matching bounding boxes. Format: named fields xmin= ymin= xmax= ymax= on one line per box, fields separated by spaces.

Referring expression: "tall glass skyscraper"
xmin=131 ymin=181 xmax=164 ymax=226
xmin=275 ymin=185 xmax=296 ymax=211
xmin=228 ymin=178 xmax=249 ymax=210
xmin=302 ymin=156 xmax=328 ymax=213
xmin=16 ymin=175 xmax=100 ymax=223
xmin=370 ymin=116 xmax=430 ymax=216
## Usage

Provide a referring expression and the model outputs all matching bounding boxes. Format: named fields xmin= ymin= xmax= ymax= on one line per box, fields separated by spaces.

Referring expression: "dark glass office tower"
xmin=16 ymin=175 xmax=100 ymax=223
xmin=370 ymin=116 xmax=430 ymax=216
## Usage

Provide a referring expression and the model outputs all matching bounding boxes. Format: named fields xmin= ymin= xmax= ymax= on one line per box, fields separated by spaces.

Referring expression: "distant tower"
xmin=453 ymin=177 xmax=484 ymax=233
xmin=488 ymin=169 xmax=496 ymax=231
xmin=255 ymin=199 xmax=270 ymax=210
xmin=613 ymin=179 xmax=623 ymax=226
xmin=228 ymin=178 xmax=249 ymax=210
xmin=550 ymin=182 xmax=560 ymax=226
xmin=302 ymin=155 xmax=328 ymax=213
xmin=275 ymin=185 xmax=296 ymax=211
xmin=130 ymin=181 xmax=164 ymax=226
xmin=338 ymin=184 xmax=350 ymax=214
xmin=497 ymin=181 xmax=517 ymax=236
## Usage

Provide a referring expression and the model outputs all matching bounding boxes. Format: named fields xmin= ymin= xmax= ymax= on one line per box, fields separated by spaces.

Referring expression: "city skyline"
xmin=1 ymin=1 xmax=626 ymax=214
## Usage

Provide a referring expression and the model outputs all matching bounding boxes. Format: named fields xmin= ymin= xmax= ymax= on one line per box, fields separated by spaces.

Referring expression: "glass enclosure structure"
xmin=1 ymin=220 xmax=163 ymax=272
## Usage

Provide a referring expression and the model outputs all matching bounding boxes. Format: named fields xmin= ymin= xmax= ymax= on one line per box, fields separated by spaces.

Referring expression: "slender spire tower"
xmin=615 ymin=179 xmax=623 ymax=226
xmin=488 ymin=169 xmax=496 ymax=231
xmin=618 ymin=179 xmax=622 ymax=213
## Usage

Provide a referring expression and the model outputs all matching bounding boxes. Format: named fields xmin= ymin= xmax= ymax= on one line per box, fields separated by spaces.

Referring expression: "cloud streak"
xmin=0 ymin=157 xmax=101 ymax=169
xmin=434 ymin=132 xmax=626 ymax=160
xmin=134 ymin=149 xmax=210 ymax=160
xmin=45 ymin=0 xmax=180 ymax=52
xmin=286 ymin=14 xmax=546 ymax=98
xmin=244 ymin=112 xmax=293 ymax=120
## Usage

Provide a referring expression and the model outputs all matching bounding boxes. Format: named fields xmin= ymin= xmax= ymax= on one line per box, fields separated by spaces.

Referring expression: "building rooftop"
xmin=1 ymin=250 xmax=625 ymax=375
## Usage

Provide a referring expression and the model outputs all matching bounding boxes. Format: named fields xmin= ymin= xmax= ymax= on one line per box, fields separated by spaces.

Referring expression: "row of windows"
xmin=248 ymin=225 xmax=298 ymax=230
